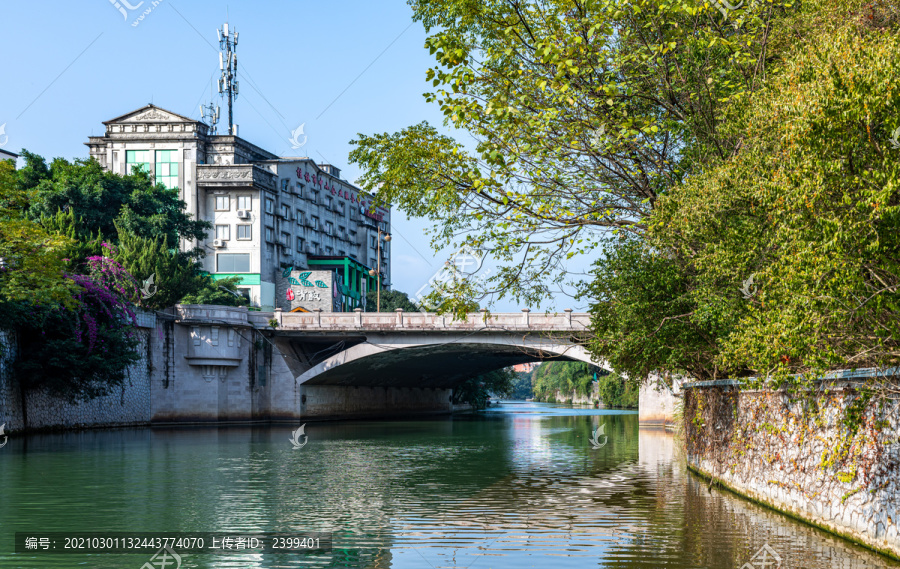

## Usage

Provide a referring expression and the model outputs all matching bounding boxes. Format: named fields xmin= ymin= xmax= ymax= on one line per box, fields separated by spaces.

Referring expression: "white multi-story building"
xmin=86 ymin=104 xmax=391 ymax=310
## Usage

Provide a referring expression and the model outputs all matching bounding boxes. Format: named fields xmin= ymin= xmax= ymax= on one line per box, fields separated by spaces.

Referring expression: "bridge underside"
xmin=271 ymin=333 xmax=602 ymax=389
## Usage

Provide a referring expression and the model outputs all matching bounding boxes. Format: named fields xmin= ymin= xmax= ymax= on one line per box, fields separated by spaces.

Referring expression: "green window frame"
xmin=154 ymin=150 xmax=180 ymax=189
xmin=125 ymin=150 xmax=151 ymax=176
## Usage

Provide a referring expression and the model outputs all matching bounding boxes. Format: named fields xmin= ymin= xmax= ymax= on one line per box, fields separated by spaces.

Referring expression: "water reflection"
xmin=0 ymin=402 xmax=895 ymax=568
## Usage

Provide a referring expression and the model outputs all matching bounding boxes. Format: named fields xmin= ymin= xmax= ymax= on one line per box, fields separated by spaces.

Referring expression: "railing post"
xmin=275 ymin=307 xmax=283 ymax=327
xmin=395 ymin=308 xmax=404 ymax=327
xmin=565 ymin=308 xmax=573 ymax=328
xmin=522 ymin=308 xmax=530 ymax=327
xmin=480 ymin=308 xmax=489 ymax=327
xmin=315 ymin=308 xmax=322 ymax=328
xmin=354 ymin=307 xmax=363 ymax=327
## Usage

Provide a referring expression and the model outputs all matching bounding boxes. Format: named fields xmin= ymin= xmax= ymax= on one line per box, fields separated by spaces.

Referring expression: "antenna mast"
xmin=216 ymin=22 xmax=239 ymax=135
xmin=200 ymin=102 xmax=220 ymax=134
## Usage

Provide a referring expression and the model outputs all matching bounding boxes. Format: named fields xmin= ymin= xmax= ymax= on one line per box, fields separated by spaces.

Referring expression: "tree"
xmin=115 ymin=227 xmax=205 ymax=310
xmin=350 ymin=0 xmax=790 ymax=311
xmin=0 ymin=160 xmax=77 ymax=307
xmin=509 ymin=371 xmax=534 ymax=400
xmin=365 ymin=289 xmax=420 ymax=312
xmin=452 ymin=367 xmax=516 ymax=409
xmin=586 ymin=0 xmax=900 ymax=383
xmin=596 ymin=371 xmax=639 ymax=409
xmin=180 ymin=276 xmax=249 ymax=307
xmin=19 ymin=151 xmax=209 ymax=250
xmin=11 ymin=253 xmax=142 ymax=403
xmin=532 ymin=361 xmax=598 ymax=402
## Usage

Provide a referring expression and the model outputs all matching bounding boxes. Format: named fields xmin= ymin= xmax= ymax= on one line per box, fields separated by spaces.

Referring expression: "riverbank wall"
xmin=0 ymin=306 xmax=458 ymax=434
xmin=683 ymin=376 xmax=900 ymax=559
xmin=638 ymin=374 xmax=676 ymax=429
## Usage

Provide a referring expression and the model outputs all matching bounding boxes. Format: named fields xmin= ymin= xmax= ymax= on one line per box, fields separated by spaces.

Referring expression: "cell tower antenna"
xmin=200 ymin=102 xmax=220 ymax=134
xmin=216 ymin=22 xmax=239 ymax=135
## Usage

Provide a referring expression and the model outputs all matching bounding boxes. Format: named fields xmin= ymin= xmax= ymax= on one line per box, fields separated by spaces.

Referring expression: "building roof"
xmin=102 ymin=104 xmax=199 ymax=125
xmin=0 ymin=148 xmax=19 ymax=159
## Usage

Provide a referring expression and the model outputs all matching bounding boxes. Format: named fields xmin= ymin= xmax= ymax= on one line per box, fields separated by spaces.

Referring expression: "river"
xmin=0 ymin=402 xmax=896 ymax=568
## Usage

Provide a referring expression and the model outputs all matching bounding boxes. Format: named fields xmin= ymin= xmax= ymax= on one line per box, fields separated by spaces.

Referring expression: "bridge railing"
xmin=245 ymin=309 xmax=590 ymax=331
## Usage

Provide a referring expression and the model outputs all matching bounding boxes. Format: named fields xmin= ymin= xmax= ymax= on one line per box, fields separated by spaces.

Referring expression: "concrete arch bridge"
xmin=160 ymin=306 xmax=604 ymax=423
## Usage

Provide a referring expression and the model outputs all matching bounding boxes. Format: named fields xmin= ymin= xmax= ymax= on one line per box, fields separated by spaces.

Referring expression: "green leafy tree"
xmin=19 ymin=151 xmax=209 ymax=250
xmin=532 ymin=361 xmax=598 ymax=402
xmin=509 ymin=371 xmax=534 ymax=400
xmin=350 ymin=0 xmax=790 ymax=311
xmin=365 ymin=289 xmax=420 ymax=312
xmin=452 ymin=367 xmax=516 ymax=409
xmin=115 ymin=227 xmax=205 ymax=310
xmin=180 ymin=276 xmax=249 ymax=307
xmin=597 ymin=372 xmax=639 ymax=409
xmin=0 ymin=160 xmax=76 ymax=307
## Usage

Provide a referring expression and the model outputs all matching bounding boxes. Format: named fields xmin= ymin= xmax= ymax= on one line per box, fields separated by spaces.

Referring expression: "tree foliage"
xmin=587 ymin=0 xmax=900 ymax=382
xmin=452 ymin=367 xmax=516 ymax=409
xmin=180 ymin=276 xmax=249 ymax=307
xmin=365 ymin=289 xmax=420 ymax=312
xmin=351 ymin=0 xmax=791 ymax=310
xmin=532 ymin=361 xmax=598 ymax=401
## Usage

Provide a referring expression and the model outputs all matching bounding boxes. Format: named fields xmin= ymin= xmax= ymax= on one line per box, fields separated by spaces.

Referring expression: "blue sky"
xmin=0 ymin=0 xmax=594 ymax=312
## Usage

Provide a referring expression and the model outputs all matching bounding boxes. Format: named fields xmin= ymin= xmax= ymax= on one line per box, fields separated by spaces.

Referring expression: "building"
xmin=86 ymin=104 xmax=391 ymax=311
xmin=0 ymin=148 xmax=18 ymax=163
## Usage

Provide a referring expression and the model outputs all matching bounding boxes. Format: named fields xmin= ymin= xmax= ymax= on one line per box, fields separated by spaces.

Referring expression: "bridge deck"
xmin=248 ymin=310 xmax=590 ymax=332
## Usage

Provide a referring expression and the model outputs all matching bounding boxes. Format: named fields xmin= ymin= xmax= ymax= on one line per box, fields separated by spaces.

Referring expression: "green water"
xmin=0 ymin=402 xmax=895 ymax=568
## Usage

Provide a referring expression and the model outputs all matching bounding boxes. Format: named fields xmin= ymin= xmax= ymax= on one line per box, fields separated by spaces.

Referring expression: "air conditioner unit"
xmin=213 ymin=239 xmax=226 ymax=248
xmin=237 ymin=210 xmax=250 ymax=219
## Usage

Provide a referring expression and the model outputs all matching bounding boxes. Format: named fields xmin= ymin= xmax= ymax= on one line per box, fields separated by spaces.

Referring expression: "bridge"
xmin=162 ymin=305 xmax=601 ymax=423
xmin=245 ymin=308 xmax=598 ymax=387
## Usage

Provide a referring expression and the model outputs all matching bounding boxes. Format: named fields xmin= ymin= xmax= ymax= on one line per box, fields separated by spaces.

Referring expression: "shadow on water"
xmin=0 ymin=402 xmax=895 ymax=568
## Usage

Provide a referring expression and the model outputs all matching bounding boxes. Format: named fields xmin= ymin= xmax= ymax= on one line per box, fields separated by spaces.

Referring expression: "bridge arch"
xmin=288 ymin=333 xmax=609 ymax=388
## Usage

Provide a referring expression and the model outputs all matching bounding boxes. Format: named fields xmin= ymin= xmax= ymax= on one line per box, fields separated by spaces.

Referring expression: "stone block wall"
xmin=684 ymin=383 xmax=900 ymax=559
xmin=0 ymin=312 xmax=157 ymax=433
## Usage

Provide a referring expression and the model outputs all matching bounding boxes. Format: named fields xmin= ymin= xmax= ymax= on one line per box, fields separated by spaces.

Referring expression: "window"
xmin=297 ymin=237 xmax=304 ymax=252
xmin=155 ymin=150 xmax=179 ymax=189
xmin=265 ymin=228 xmax=274 ymax=242
xmin=338 ymin=249 xmax=346 ymax=257
xmin=238 ymin=195 xmax=252 ymax=210
xmin=281 ymin=179 xmax=290 ymax=192
xmin=370 ymin=236 xmax=377 ymax=249
xmin=281 ymin=232 xmax=290 ymax=245
xmin=296 ymin=210 xmax=304 ymax=225
xmin=265 ymin=243 xmax=274 ymax=261
xmin=312 ymin=242 xmax=320 ymax=255
xmin=217 ymin=253 xmax=250 ymax=272
xmin=215 ymin=195 xmax=230 ymax=211
xmin=325 ymin=221 xmax=334 ymax=236
xmin=325 ymin=246 xmax=334 ymax=255
xmin=369 ymin=258 xmax=376 ymax=268
xmin=237 ymin=224 xmax=252 ymax=240
xmin=265 ymin=199 xmax=274 ymax=214
xmin=125 ymin=150 xmax=151 ymax=175
xmin=215 ymin=225 xmax=230 ymax=240
xmin=326 ymin=196 xmax=332 ymax=210
xmin=311 ymin=216 xmax=319 ymax=230
xmin=280 ymin=204 xmax=290 ymax=218
xmin=237 ymin=288 xmax=251 ymax=302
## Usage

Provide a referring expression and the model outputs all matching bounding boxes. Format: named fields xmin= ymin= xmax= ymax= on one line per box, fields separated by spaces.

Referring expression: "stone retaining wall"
xmin=0 ymin=312 xmax=157 ymax=433
xmin=684 ymin=381 xmax=900 ymax=559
